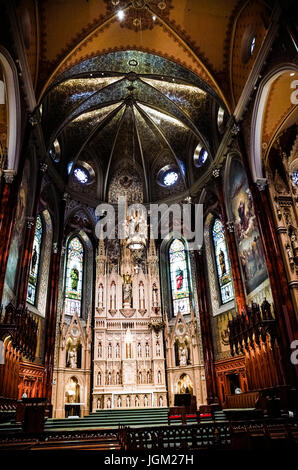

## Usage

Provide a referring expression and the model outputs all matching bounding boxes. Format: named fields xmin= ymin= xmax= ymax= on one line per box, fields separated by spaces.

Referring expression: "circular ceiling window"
xmin=157 ymin=165 xmax=179 ymax=187
xmin=163 ymin=170 xmax=178 ymax=186
xmin=194 ymin=143 xmax=209 ymax=168
xmin=74 ymin=167 xmax=89 ymax=184
xmin=72 ymin=161 xmax=95 ymax=185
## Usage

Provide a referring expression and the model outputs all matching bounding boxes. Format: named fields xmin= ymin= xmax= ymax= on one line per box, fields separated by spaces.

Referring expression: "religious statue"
xmin=139 ymin=282 xmax=145 ymax=309
xmin=70 ymin=266 xmax=79 ymax=291
xmin=107 ymin=397 xmax=111 ymax=409
xmin=98 ymin=283 xmax=103 ymax=307
xmin=117 ymin=395 xmax=121 ymax=408
xmin=122 ymin=272 xmax=132 ymax=307
xmin=179 ymin=346 xmax=187 ymax=366
xmin=69 ymin=347 xmax=77 ymax=368
xmin=144 ymin=395 xmax=148 ymax=407
xmin=152 ymin=286 xmax=158 ymax=306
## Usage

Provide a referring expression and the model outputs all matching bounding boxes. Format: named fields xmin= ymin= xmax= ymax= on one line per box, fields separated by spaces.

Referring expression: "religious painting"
xmin=27 ymin=215 xmax=43 ymax=304
xmin=64 ymin=236 xmax=84 ymax=316
xmin=169 ymin=239 xmax=190 ymax=315
xmin=212 ymin=218 xmax=234 ymax=304
xmin=229 ymin=159 xmax=268 ymax=295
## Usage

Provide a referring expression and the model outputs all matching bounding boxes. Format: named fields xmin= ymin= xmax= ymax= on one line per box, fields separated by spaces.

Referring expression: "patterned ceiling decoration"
xmin=41 ymin=50 xmax=223 ymax=203
xmin=103 ymin=0 xmax=173 ymax=32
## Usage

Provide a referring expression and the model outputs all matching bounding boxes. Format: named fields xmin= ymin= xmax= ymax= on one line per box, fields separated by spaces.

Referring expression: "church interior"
xmin=0 ymin=0 xmax=297 ymax=453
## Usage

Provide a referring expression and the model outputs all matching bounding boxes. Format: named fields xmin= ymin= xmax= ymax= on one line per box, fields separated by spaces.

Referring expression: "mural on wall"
xmin=229 ymin=159 xmax=268 ymax=295
xmin=4 ymin=161 xmax=30 ymax=294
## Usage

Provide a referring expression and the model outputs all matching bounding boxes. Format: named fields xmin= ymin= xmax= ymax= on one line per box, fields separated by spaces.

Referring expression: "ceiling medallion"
xmin=105 ymin=0 xmax=173 ymax=32
xmin=132 ymin=0 xmax=147 ymax=8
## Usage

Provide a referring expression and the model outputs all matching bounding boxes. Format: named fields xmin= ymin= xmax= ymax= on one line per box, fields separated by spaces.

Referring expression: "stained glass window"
xmin=27 ymin=215 xmax=43 ymax=305
xmin=169 ymin=239 xmax=191 ymax=315
xmin=64 ymin=236 xmax=84 ymax=316
xmin=212 ymin=218 xmax=234 ymax=304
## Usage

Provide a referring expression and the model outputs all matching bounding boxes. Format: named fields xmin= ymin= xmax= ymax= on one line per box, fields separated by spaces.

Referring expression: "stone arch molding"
xmin=0 ymin=47 xmax=21 ymax=178
xmin=250 ymin=63 xmax=298 ymax=184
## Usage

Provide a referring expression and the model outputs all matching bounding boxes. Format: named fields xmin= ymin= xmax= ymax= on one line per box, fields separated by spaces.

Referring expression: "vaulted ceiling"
xmin=41 ymin=50 xmax=224 ymax=202
xmin=15 ymin=0 xmax=276 ymax=202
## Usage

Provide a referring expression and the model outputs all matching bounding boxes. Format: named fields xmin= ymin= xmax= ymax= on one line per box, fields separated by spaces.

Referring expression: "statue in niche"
xmin=107 ymin=397 xmax=111 ymax=409
xmin=159 ymin=396 xmax=163 ymax=407
xmin=70 ymin=266 xmax=79 ymax=291
xmin=111 ymin=282 xmax=116 ymax=310
xmin=137 ymin=343 xmax=142 ymax=357
xmin=139 ymin=282 xmax=145 ymax=309
xmin=108 ymin=343 xmax=112 ymax=358
xmin=158 ymin=370 xmax=161 ymax=384
xmin=135 ymin=396 xmax=139 ymax=407
xmin=122 ymin=272 xmax=132 ymax=307
xmin=144 ymin=395 xmax=148 ymax=407
xmin=116 ymin=343 xmax=120 ymax=358
xmin=116 ymin=371 xmax=120 ymax=384
xmin=145 ymin=343 xmax=150 ymax=357
xmin=98 ymin=342 xmax=102 ymax=358
xmin=179 ymin=346 xmax=187 ymax=366
xmin=117 ymin=396 xmax=121 ymax=408
xmin=108 ymin=372 xmax=112 ymax=385
xmin=126 ymin=395 xmax=130 ymax=407
xmin=156 ymin=341 xmax=160 ymax=356
xmin=152 ymin=285 xmax=158 ymax=306
xmin=69 ymin=347 xmax=77 ymax=368
xmin=98 ymin=284 xmax=103 ymax=306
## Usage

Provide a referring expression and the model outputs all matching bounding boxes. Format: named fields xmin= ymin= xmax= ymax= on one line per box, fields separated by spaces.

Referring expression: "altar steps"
xmin=45 ymin=407 xmax=169 ymax=430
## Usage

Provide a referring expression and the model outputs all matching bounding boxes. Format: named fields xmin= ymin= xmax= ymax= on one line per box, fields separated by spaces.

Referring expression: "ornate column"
xmin=213 ymin=168 xmax=246 ymax=315
xmin=43 ymin=193 xmax=67 ymax=403
xmin=238 ymin=136 xmax=298 ymax=384
xmin=0 ymin=170 xmax=17 ymax=302
xmin=194 ymin=249 xmax=218 ymax=404
xmin=16 ymin=163 xmax=48 ymax=307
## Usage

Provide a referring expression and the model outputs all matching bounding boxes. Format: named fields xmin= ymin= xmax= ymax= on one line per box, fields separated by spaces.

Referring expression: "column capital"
xmin=226 ymin=221 xmax=234 ymax=233
xmin=212 ymin=168 xmax=221 ymax=179
xmin=256 ymin=177 xmax=268 ymax=191
xmin=3 ymin=169 xmax=16 ymax=184
xmin=231 ymin=123 xmax=240 ymax=136
xmin=26 ymin=216 xmax=35 ymax=229
xmin=40 ymin=162 xmax=48 ymax=173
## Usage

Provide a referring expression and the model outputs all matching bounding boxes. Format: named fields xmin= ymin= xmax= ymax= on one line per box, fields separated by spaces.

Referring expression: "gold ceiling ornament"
xmin=105 ymin=0 xmax=173 ymax=32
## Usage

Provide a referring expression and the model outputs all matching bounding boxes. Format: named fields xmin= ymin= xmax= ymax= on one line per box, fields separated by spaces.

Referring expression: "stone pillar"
xmin=16 ymin=163 xmax=48 ymax=307
xmin=213 ymin=168 xmax=246 ymax=315
xmin=194 ymin=250 xmax=218 ymax=404
xmin=43 ymin=194 xmax=66 ymax=402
